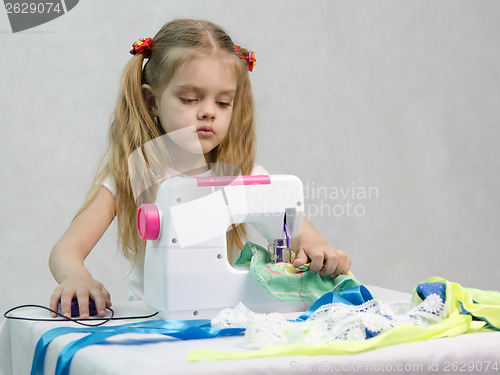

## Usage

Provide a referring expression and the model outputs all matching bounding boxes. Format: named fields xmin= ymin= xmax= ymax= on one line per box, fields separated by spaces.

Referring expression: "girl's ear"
xmin=142 ymin=84 xmax=158 ymax=117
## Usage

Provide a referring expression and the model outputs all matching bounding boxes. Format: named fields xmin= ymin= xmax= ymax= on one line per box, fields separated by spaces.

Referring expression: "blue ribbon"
xmin=31 ymin=319 xmax=244 ymax=375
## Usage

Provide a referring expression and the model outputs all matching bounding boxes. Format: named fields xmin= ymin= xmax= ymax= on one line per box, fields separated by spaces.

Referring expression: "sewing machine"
xmin=137 ymin=174 xmax=306 ymax=319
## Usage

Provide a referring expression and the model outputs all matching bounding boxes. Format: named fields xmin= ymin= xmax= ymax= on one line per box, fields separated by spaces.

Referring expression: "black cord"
xmin=4 ymin=304 xmax=159 ymax=327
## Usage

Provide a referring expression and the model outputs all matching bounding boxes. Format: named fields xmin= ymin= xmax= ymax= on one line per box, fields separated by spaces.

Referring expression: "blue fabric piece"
xmin=365 ymin=328 xmax=379 ymax=339
xmin=31 ymin=319 xmax=244 ymax=375
xmin=458 ymin=301 xmax=500 ymax=331
xmin=293 ymin=286 xmax=373 ymax=322
xmin=416 ymin=282 xmax=446 ymax=302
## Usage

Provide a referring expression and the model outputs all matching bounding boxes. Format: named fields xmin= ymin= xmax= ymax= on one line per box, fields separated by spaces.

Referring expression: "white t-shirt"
xmin=102 ymin=164 xmax=269 ymax=300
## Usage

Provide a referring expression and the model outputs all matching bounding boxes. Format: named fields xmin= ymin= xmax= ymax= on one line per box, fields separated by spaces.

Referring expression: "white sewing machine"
xmin=137 ymin=174 xmax=306 ymax=319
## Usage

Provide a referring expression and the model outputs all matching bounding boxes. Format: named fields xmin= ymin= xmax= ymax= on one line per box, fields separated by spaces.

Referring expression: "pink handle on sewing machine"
xmin=137 ymin=204 xmax=160 ymax=241
xmin=195 ymin=175 xmax=271 ymax=187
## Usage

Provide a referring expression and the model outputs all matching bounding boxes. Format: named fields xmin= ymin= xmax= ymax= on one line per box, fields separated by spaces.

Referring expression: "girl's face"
xmin=150 ymin=56 xmax=237 ymax=157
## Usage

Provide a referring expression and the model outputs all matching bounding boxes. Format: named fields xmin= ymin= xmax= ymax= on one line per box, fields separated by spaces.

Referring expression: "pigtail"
xmin=109 ymin=54 xmax=163 ymax=263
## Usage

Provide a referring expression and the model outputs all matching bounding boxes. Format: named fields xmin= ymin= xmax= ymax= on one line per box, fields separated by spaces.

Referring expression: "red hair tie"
xmin=130 ymin=37 xmax=153 ymax=58
xmin=235 ymin=45 xmax=256 ymax=72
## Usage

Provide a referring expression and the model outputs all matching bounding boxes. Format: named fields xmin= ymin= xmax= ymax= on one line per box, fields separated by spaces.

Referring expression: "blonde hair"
xmin=78 ymin=19 xmax=256 ymax=265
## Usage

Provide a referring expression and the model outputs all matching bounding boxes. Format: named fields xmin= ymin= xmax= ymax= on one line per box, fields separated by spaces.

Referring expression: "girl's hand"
xmin=49 ymin=275 xmax=112 ymax=319
xmin=292 ymin=218 xmax=351 ymax=278
xmin=292 ymin=238 xmax=351 ymax=277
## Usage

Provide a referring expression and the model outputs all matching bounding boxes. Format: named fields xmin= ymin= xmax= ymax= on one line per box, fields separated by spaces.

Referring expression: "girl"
xmin=49 ymin=19 xmax=351 ymax=319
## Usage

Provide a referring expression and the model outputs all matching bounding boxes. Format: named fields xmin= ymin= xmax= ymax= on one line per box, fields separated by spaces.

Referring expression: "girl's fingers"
xmin=49 ymin=289 xmax=62 ymax=317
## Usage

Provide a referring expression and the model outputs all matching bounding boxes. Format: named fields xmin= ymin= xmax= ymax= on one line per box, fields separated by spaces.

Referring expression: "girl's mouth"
xmin=196 ymin=126 xmax=215 ymax=136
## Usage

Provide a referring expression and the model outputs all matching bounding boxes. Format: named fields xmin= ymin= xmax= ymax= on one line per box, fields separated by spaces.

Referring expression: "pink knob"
xmin=137 ymin=204 xmax=160 ymax=240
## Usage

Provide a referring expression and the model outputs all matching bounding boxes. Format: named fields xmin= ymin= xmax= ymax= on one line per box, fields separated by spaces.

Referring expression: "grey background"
xmin=1 ymin=0 xmax=499 ymax=322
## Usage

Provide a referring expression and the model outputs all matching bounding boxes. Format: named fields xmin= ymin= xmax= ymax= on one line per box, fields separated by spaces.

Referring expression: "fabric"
xmin=187 ymin=277 xmax=500 ymax=362
xmin=233 ymin=242 xmax=361 ymax=302
xmin=210 ymin=281 xmax=447 ymax=348
xmin=113 ymin=164 xmax=269 ymax=301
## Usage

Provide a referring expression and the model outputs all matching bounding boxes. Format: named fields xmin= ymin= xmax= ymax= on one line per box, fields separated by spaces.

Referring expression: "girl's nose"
xmin=198 ymin=102 xmax=216 ymax=121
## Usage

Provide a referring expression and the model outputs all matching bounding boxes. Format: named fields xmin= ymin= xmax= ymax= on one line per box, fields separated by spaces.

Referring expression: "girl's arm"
xmin=292 ymin=218 xmax=351 ymax=277
xmin=49 ymin=186 xmax=116 ymax=318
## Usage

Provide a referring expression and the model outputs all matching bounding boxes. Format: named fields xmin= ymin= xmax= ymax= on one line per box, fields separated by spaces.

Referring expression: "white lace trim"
xmin=211 ymin=294 xmax=447 ymax=348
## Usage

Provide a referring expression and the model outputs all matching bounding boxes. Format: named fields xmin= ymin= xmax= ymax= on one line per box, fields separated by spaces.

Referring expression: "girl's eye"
xmin=180 ymin=98 xmax=198 ymax=104
xmin=217 ymin=101 xmax=232 ymax=108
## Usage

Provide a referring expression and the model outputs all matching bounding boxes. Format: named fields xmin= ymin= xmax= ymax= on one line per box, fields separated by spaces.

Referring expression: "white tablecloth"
xmin=1 ymin=286 xmax=499 ymax=375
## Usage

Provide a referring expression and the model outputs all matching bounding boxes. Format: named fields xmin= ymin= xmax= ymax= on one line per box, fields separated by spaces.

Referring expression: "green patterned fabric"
xmin=233 ymin=242 xmax=361 ymax=302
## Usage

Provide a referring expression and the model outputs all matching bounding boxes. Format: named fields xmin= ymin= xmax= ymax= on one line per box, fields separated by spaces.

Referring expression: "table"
xmin=1 ymin=286 xmax=499 ymax=375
